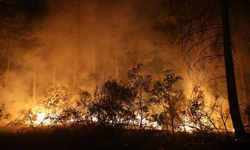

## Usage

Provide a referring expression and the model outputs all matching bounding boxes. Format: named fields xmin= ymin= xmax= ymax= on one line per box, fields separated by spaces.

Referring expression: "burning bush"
xmin=149 ymin=69 xmax=184 ymax=136
xmin=2 ymin=64 xmax=239 ymax=141
xmin=88 ymin=80 xmax=136 ymax=128
xmin=0 ymin=103 xmax=10 ymax=126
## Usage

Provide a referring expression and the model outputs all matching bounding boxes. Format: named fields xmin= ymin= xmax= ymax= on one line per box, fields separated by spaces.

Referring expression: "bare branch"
xmin=186 ymin=34 xmax=223 ymax=55
xmin=231 ymin=25 xmax=250 ymax=40
xmin=182 ymin=26 xmax=222 ymax=41
xmin=199 ymin=43 xmax=223 ymax=57
xmin=206 ymin=76 xmax=226 ymax=83
xmin=183 ymin=24 xmax=222 ymax=35
xmin=189 ymin=55 xmax=223 ymax=72
xmin=181 ymin=11 xmax=222 ymax=26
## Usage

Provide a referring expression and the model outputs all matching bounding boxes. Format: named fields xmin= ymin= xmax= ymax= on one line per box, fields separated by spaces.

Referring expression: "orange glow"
xmin=27 ymin=109 xmax=162 ymax=130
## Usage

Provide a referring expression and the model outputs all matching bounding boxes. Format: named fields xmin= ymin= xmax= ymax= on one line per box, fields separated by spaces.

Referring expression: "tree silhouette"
xmin=159 ymin=0 xmax=250 ymax=137
xmin=150 ymin=69 xmax=184 ymax=138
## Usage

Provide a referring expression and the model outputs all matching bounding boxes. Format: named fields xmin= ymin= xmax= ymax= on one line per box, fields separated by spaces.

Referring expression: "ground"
xmin=0 ymin=126 xmax=249 ymax=150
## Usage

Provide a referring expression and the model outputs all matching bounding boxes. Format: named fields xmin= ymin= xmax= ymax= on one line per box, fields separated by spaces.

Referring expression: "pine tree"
xmin=159 ymin=0 xmax=250 ymax=138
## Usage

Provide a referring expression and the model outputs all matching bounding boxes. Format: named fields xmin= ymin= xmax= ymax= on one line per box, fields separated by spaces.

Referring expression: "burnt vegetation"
xmin=0 ymin=64 xmax=249 ymax=150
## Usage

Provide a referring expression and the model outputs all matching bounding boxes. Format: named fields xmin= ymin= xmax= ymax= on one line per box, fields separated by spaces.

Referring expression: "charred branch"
xmin=185 ymin=34 xmax=223 ymax=55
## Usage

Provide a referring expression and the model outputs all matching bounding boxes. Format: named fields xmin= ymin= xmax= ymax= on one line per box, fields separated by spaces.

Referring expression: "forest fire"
xmin=25 ymin=108 xmax=163 ymax=130
xmin=23 ymin=107 xmax=202 ymax=133
xmin=0 ymin=67 xmax=236 ymax=134
xmin=28 ymin=110 xmax=61 ymax=126
xmin=182 ymin=117 xmax=196 ymax=133
xmin=14 ymin=85 xmax=230 ymax=134
xmin=20 ymin=101 xmax=228 ymax=134
xmin=0 ymin=0 xmax=250 ymax=149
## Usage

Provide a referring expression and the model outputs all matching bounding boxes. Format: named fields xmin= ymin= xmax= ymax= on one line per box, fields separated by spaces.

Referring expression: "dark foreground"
xmin=0 ymin=126 xmax=249 ymax=150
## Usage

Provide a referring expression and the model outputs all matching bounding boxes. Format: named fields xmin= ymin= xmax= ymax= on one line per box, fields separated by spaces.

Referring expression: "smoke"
xmin=0 ymin=0 xmax=194 ymax=120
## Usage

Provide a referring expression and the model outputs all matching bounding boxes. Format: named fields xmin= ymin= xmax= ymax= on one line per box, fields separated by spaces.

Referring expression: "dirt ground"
xmin=0 ymin=126 xmax=249 ymax=150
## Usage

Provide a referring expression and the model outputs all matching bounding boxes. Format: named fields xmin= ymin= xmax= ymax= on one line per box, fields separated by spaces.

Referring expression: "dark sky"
xmin=25 ymin=0 xmax=46 ymax=20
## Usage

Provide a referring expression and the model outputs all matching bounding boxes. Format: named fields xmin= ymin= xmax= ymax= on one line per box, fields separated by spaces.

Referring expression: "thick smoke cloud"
xmin=0 ymin=0 xmax=219 ymax=120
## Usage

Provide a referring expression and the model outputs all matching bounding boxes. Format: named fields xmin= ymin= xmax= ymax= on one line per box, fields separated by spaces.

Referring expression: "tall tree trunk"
xmin=33 ymin=65 xmax=37 ymax=103
xmin=5 ymin=27 xmax=12 ymax=89
xmin=220 ymin=0 xmax=246 ymax=138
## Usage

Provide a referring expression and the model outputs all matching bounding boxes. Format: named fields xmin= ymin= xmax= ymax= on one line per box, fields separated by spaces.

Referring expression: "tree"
xmin=0 ymin=0 xmax=26 ymax=97
xmin=159 ymin=0 xmax=250 ymax=137
xmin=127 ymin=63 xmax=152 ymax=131
xmin=150 ymin=69 xmax=184 ymax=138
xmin=220 ymin=0 xmax=246 ymax=138
xmin=88 ymin=79 xmax=135 ymax=128
xmin=0 ymin=0 xmax=46 ymax=104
